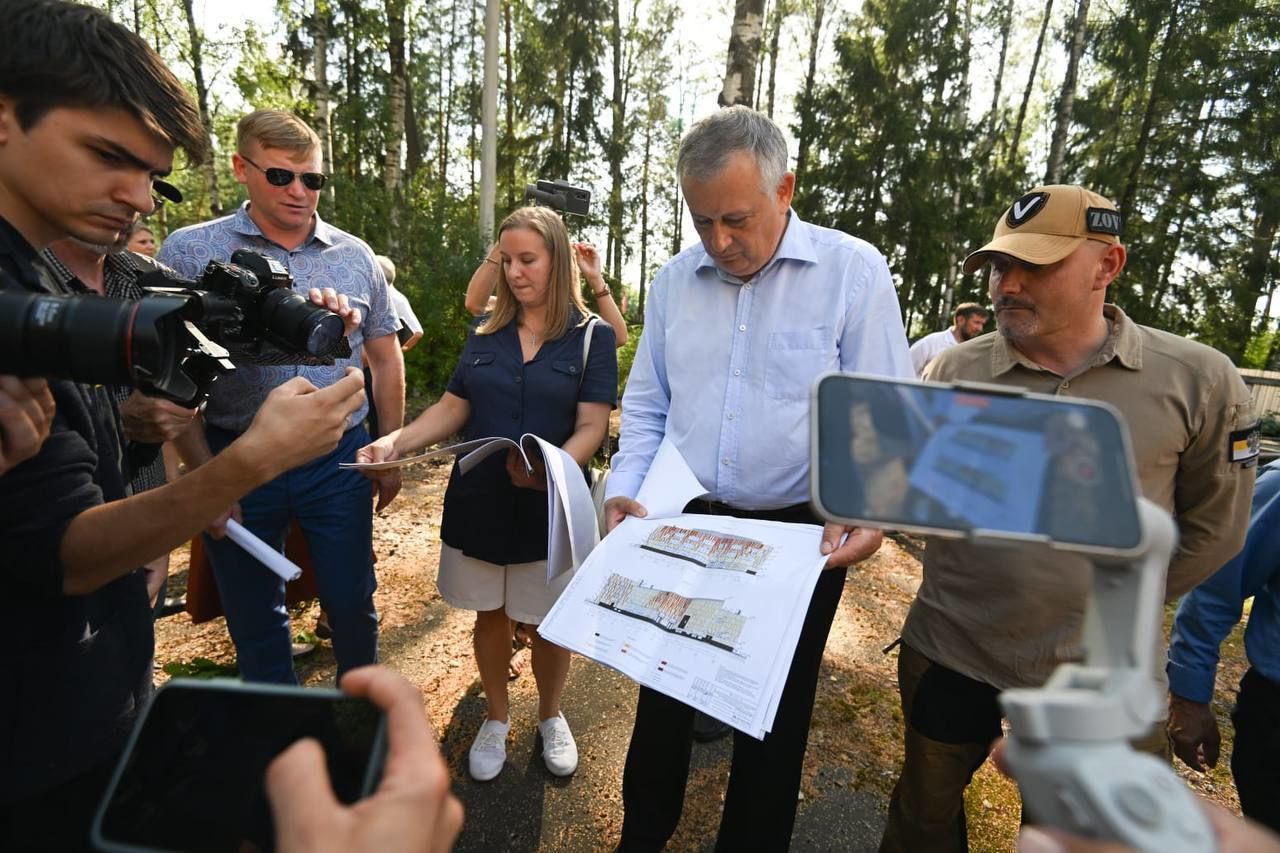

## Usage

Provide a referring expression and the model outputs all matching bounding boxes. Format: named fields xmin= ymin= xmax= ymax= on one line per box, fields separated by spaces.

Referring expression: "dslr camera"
xmin=523 ymin=179 xmax=591 ymax=217
xmin=0 ymin=249 xmax=352 ymax=406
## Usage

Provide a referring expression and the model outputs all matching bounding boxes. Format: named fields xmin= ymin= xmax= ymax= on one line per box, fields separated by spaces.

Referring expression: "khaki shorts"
xmin=436 ymin=544 xmax=575 ymax=624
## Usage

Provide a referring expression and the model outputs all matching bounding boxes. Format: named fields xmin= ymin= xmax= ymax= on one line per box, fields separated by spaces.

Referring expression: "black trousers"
xmin=618 ymin=500 xmax=846 ymax=852
xmin=1232 ymin=666 xmax=1280 ymax=833
xmin=0 ymin=754 xmax=116 ymax=852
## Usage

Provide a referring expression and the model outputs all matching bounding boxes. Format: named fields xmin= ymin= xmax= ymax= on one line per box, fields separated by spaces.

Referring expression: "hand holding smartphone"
xmin=92 ymin=679 xmax=387 ymax=853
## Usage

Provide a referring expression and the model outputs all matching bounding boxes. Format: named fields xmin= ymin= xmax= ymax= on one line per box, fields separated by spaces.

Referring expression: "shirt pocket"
xmin=764 ymin=328 xmax=833 ymax=401
xmin=551 ymin=359 xmax=583 ymax=383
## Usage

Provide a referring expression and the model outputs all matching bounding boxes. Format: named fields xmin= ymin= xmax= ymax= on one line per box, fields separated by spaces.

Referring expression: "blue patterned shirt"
xmin=158 ymin=203 xmax=396 ymax=432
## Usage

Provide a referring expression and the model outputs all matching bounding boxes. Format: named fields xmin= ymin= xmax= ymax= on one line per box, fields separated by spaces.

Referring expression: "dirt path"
xmin=154 ymin=456 xmax=1247 ymax=852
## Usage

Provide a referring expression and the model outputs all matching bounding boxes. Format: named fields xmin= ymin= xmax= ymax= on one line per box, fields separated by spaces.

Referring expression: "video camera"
xmin=523 ymin=179 xmax=591 ymax=217
xmin=0 ymin=249 xmax=352 ymax=407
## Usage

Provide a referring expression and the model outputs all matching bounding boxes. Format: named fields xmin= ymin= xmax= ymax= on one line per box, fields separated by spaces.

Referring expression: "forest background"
xmin=91 ymin=0 xmax=1280 ymax=400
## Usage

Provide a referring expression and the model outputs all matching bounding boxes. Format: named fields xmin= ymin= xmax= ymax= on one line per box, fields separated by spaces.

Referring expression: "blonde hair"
xmin=375 ymin=255 xmax=396 ymax=285
xmin=478 ymin=206 xmax=586 ymax=340
xmin=237 ymin=109 xmax=321 ymax=156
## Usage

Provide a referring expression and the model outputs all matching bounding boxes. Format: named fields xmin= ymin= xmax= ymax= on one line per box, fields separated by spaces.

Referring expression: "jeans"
xmin=203 ymin=424 xmax=378 ymax=683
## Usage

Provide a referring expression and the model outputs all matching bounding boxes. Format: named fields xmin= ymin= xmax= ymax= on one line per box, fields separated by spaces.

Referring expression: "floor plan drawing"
xmin=592 ymin=573 xmax=747 ymax=653
xmin=640 ymin=524 xmax=772 ymax=574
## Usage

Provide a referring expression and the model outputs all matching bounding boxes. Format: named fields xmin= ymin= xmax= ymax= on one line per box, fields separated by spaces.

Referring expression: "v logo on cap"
xmin=1006 ymin=191 xmax=1049 ymax=228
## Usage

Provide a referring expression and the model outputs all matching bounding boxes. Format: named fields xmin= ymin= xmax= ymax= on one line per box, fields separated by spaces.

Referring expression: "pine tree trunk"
xmin=1010 ymin=0 xmax=1053 ymax=163
xmin=793 ymin=0 xmax=826 ymax=179
xmin=1118 ymin=1 xmax=1180 ymax=229
xmin=385 ymin=0 xmax=407 ymax=250
xmin=718 ymin=0 xmax=766 ymax=107
xmin=764 ymin=0 xmax=785 ymax=117
xmin=312 ymin=0 xmax=336 ymax=209
xmin=639 ymin=112 xmax=652 ymax=319
xmin=180 ymin=0 xmax=221 ymax=215
xmin=1045 ymin=0 xmax=1089 ymax=183
xmin=440 ymin=0 xmax=458 ymax=188
xmin=504 ymin=0 xmax=516 ymax=209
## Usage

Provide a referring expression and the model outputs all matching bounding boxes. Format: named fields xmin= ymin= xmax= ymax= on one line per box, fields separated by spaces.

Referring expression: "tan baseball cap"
xmin=962 ymin=184 xmax=1121 ymax=273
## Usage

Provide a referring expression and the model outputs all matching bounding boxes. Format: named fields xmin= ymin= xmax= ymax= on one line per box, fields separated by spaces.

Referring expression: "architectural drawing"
xmin=593 ymin=573 xmax=747 ymax=652
xmin=640 ymin=524 xmax=772 ymax=575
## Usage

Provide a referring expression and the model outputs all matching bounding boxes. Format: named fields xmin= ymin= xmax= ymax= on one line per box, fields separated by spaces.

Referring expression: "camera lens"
xmin=258 ymin=288 xmax=347 ymax=359
xmin=0 ymin=289 xmax=197 ymax=394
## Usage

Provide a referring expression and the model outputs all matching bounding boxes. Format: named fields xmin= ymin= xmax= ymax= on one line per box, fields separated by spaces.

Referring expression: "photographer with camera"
xmin=0 ymin=3 xmax=373 ymax=846
xmin=158 ymin=110 xmax=405 ymax=686
xmin=42 ymin=233 xmax=199 ymax=608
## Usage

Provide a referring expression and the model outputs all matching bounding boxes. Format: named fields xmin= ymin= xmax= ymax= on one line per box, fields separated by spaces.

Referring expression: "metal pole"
xmin=479 ymin=0 xmax=499 ymax=243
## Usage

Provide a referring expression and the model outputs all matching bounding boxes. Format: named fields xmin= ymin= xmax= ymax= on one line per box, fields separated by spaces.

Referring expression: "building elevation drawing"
xmin=592 ymin=573 xmax=748 ymax=653
xmin=640 ymin=525 xmax=773 ymax=575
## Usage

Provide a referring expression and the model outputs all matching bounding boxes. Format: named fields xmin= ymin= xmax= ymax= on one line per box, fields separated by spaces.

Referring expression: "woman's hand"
xmin=506 ymin=447 xmax=548 ymax=491
xmin=573 ymin=242 xmax=603 ymax=282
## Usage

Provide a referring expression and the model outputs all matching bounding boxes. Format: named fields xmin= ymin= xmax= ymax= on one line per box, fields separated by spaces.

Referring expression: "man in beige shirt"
xmin=880 ymin=184 xmax=1258 ymax=853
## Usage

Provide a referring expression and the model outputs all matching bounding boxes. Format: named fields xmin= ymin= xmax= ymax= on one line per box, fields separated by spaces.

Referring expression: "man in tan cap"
xmin=879 ymin=184 xmax=1259 ymax=853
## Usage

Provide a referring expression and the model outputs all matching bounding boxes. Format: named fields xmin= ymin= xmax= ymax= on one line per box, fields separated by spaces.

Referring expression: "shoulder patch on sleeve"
xmin=1229 ymin=422 xmax=1261 ymax=465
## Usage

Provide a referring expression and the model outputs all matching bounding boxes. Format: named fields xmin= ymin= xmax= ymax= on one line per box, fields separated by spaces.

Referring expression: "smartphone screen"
xmin=93 ymin=681 xmax=386 ymax=853
xmin=811 ymin=372 xmax=1143 ymax=553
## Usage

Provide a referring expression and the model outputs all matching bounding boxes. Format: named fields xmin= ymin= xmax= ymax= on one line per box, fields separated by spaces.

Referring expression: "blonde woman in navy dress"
xmin=356 ymin=206 xmax=617 ymax=781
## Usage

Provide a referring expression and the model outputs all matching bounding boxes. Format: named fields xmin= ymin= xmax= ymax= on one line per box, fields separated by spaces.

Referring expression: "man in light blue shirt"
xmin=159 ymin=110 xmax=404 ymax=685
xmin=1168 ymin=459 xmax=1280 ymax=832
xmin=604 ymin=106 xmax=912 ymax=852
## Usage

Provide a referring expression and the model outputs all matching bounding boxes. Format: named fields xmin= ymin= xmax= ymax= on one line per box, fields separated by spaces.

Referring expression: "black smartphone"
xmin=810 ymin=372 xmax=1144 ymax=555
xmin=91 ymin=679 xmax=387 ymax=853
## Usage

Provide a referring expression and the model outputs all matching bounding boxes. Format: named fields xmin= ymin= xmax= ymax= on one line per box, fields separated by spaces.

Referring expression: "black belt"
xmin=684 ymin=498 xmax=819 ymax=525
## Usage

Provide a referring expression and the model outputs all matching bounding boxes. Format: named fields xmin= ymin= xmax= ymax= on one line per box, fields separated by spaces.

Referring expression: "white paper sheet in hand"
xmin=539 ymin=513 xmax=827 ymax=739
xmin=529 ymin=435 xmax=600 ymax=580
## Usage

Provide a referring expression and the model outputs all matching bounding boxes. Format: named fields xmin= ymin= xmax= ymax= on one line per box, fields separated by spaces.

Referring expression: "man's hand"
xmin=1168 ymin=693 xmax=1220 ymax=772
xmin=266 ymin=666 xmax=463 ymax=853
xmin=820 ymin=524 xmax=883 ymax=569
xmin=506 ymin=447 xmax=547 ymax=491
xmin=309 ymin=287 xmax=363 ymax=337
xmin=603 ymin=496 xmax=647 ymax=533
xmin=238 ymin=369 xmax=366 ymax=480
xmin=119 ymin=391 xmax=198 ymax=443
xmin=0 ymin=376 xmax=55 ymax=475
xmin=205 ymin=502 xmax=242 ymax=540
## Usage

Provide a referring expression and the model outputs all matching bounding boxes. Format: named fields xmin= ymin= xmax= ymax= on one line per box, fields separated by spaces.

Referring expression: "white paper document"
xmin=341 ymin=434 xmax=598 ymax=580
xmin=539 ymin=440 xmax=828 ymax=739
xmin=225 ymin=518 xmax=303 ymax=582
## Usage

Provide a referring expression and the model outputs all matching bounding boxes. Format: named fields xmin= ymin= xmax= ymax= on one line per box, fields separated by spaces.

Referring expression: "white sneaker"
xmin=538 ymin=712 xmax=578 ymax=776
xmin=468 ymin=718 xmax=510 ymax=781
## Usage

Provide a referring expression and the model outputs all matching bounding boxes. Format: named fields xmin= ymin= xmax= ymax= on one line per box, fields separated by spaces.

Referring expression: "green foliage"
xmin=162 ymin=657 xmax=238 ymax=679
xmin=615 ymin=324 xmax=642 ymax=398
xmin=1242 ymin=329 xmax=1276 ymax=370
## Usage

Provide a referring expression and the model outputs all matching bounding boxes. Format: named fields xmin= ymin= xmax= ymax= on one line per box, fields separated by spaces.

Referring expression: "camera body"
xmin=0 ymin=249 xmax=351 ymax=406
xmin=523 ymin=179 xmax=591 ymax=217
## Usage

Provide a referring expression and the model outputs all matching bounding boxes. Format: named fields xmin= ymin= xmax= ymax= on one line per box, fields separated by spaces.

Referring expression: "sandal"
xmin=508 ymin=644 xmax=525 ymax=680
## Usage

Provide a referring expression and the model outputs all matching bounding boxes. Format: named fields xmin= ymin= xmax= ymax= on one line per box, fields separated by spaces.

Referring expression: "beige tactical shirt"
xmin=903 ymin=304 xmax=1256 ymax=690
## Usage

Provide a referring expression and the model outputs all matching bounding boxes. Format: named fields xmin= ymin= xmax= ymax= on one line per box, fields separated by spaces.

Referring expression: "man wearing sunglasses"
xmin=158 ymin=110 xmax=405 ymax=685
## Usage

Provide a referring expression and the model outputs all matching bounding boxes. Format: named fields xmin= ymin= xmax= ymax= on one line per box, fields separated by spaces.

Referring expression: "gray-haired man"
xmin=605 ymin=106 xmax=912 ymax=851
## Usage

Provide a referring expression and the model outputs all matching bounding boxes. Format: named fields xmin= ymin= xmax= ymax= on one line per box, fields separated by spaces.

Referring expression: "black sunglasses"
xmin=240 ymin=154 xmax=328 ymax=191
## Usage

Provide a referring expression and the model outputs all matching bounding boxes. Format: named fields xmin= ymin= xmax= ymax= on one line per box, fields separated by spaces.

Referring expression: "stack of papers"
xmin=538 ymin=439 xmax=828 ymax=739
xmin=341 ymin=433 xmax=599 ymax=580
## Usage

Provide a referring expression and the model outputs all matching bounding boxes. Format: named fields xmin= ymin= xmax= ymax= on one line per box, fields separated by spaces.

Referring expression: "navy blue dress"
xmin=439 ymin=311 xmax=617 ymax=565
